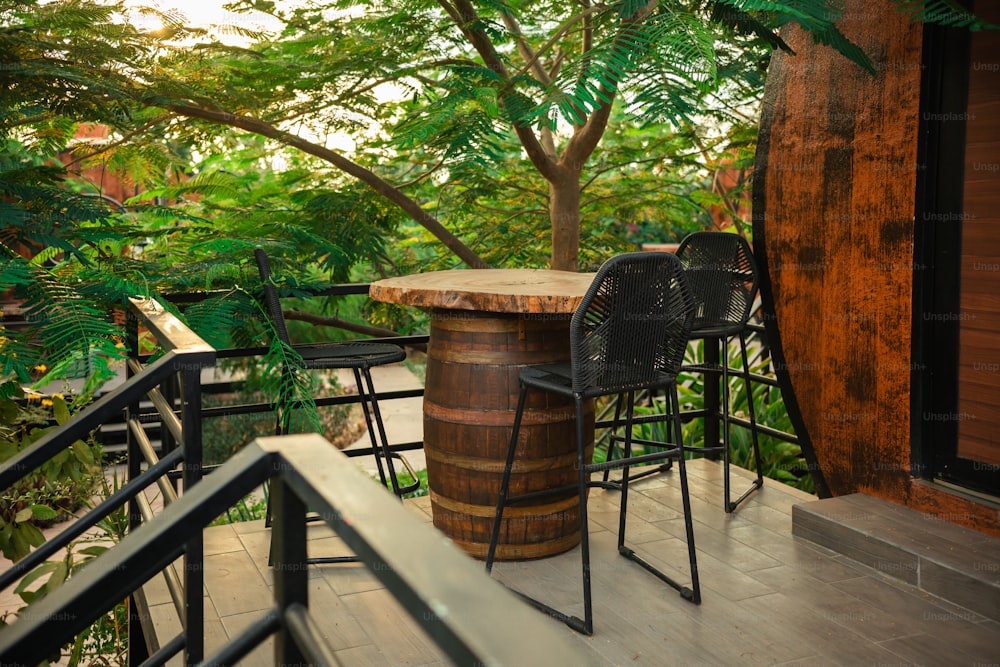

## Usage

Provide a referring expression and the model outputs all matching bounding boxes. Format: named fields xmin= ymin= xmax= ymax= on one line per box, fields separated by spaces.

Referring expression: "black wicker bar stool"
xmin=675 ymin=231 xmax=764 ymax=513
xmin=255 ymin=249 xmax=418 ymax=564
xmin=485 ymin=251 xmax=700 ymax=636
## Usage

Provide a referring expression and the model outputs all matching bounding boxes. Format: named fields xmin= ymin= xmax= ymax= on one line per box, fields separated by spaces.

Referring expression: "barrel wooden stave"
xmin=424 ymin=310 xmax=593 ymax=560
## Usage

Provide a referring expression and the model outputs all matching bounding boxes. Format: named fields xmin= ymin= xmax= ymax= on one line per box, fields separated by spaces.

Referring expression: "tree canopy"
xmin=1 ymin=0 xmax=917 ymax=274
xmin=2 ymin=0 xmax=997 ymax=389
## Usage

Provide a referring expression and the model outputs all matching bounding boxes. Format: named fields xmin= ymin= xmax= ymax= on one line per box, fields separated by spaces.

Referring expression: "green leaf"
xmin=20 ymin=522 xmax=46 ymax=548
xmin=52 ymin=394 xmax=71 ymax=425
xmin=29 ymin=504 xmax=59 ymax=521
xmin=72 ymin=439 xmax=95 ymax=464
xmin=10 ymin=527 xmax=30 ymax=561
xmin=14 ymin=507 xmax=33 ymax=523
xmin=77 ymin=545 xmax=109 ymax=557
xmin=44 ymin=561 xmax=69 ymax=594
xmin=17 ymin=589 xmax=41 ymax=605
xmin=14 ymin=561 xmax=60 ymax=596
xmin=474 ymin=87 xmax=499 ymax=118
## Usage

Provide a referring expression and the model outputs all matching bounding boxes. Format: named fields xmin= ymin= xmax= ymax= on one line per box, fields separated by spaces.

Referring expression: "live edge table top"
xmin=368 ymin=269 xmax=597 ymax=315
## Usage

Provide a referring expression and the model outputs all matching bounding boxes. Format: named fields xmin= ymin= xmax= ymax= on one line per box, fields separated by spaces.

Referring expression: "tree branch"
xmin=283 ymin=309 xmax=426 ymax=352
xmin=164 ymin=102 xmax=490 ymax=269
xmin=394 ymin=153 xmax=449 ymax=189
xmin=507 ymin=7 xmax=604 ymax=83
xmin=443 ymin=0 xmax=560 ymax=183
xmin=501 ymin=12 xmax=552 ymax=87
xmin=341 ymin=58 xmax=481 ymax=100
xmin=562 ymin=0 xmax=657 ymax=172
xmin=5 ymin=113 xmax=55 ymax=129
xmin=582 ymin=0 xmax=593 ymax=54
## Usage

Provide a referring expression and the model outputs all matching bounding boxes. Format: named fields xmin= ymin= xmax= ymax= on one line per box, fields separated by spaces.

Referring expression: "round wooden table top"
xmin=369 ymin=269 xmax=597 ymax=314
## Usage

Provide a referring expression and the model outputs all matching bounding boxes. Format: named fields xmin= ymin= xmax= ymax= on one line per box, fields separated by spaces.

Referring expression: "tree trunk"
xmin=549 ymin=167 xmax=581 ymax=272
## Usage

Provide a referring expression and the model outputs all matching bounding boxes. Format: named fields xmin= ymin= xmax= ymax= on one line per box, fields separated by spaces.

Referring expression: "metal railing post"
xmin=125 ymin=308 xmax=148 ymax=666
xmin=161 ymin=375 xmax=178 ymax=486
xmin=181 ymin=365 xmax=205 ymax=664
xmin=271 ymin=475 xmax=309 ymax=666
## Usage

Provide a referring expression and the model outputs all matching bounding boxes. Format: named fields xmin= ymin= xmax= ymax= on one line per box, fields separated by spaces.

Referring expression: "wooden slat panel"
xmin=956 ymin=362 xmax=1000 ymax=391
xmin=957 ymin=326 xmax=1000 ymax=349
xmin=957 ymin=7 xmax=1000 ymax=467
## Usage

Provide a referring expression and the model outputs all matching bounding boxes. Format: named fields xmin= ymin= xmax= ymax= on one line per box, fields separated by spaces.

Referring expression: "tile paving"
xmin=141 ymin=459 xmax=1000 ymax=666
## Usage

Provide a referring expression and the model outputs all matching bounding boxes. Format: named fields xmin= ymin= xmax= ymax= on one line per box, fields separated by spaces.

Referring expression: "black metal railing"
xmin=1 ymin=288 xmax=432 ymax=665
xmin=117 ymin=290 xmax=428 ymax=662
xmin=595 ymin=322 xmax=799 ymax=460
xmin=0 ymin=434 xmax=593 ymax=666
xmin=0 ymin=296 xmax=216 ymax=663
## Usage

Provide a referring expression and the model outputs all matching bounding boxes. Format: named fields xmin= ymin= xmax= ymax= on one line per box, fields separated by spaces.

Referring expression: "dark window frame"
xmin=913 ymin=18 xmax=999 ymax=497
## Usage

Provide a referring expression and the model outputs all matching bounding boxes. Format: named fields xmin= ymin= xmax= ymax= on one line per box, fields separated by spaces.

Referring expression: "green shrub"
xmin=0 ymin=385 xmax=104 ymax=562
xmin=381 ymin=468 xmax=429 ymax=499
xmin=211 ymin=490 xmax=270 ymax=526
xmin=0 ymin=457 xmax=129 ymax=665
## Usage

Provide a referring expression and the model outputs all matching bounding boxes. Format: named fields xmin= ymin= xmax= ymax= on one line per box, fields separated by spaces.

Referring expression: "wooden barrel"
xmin=423 ymin=309 xmax=594 ymax=560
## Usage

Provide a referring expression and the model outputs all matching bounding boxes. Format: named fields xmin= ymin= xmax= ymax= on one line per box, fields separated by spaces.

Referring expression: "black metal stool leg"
xmin=354 ymin=368 xmax=390 ymax=495
xmin=726 ymin=332 xmax=763 ymax=512
xmin=356 ymin=366 xmax=419 ymax=498
xmin=741 ymin=332 xmax=765 ymax=485
xmin=720 ymin=336 xmax=733 ymax=511
xmin=670 ymin=385 xmax=700 ymax=603
xmin=616 ymin=391 xmax=636 ymax=552
xmin=574 ymin=396 xmax=594 ymax=636
xmin=487 ymin=390 xmax=595 ymax=635
xmin=601 ymin=393 xmax=627 ymax=483
xmin=486 ymin=385 xmax=528 ymax=573
xmin=617 ymin=387 xmax=699 ymax=604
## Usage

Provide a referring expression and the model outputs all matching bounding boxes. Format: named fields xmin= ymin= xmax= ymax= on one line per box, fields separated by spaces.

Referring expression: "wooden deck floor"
xmin=144 ymin=459 xmax=1000 ymax=666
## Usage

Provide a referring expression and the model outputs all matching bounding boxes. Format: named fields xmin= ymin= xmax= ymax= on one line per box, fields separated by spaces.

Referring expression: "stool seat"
xmin=295 ymin=341 xmax=406 ymax=369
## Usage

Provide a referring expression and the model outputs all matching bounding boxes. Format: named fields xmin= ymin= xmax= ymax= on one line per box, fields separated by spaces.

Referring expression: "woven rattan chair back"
xmin=570 ymin=251 xmax=694 ymax=396
xmin=675 ymin=232 xmax=758 ymax=335
xmin=255 ymin=249 xmax=296 ymax=344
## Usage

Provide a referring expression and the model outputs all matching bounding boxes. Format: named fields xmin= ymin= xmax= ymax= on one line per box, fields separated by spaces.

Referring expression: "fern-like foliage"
xmin=0 ymin=0 xmax=147 ymax=136
xmin=0 ymin=145 xmax=131 ymax=396
xmin=894 ymin=0 xmax=999 ymax=30
xmin=392 ymin=66 xmax=507 ymax=168
xmin=183 ymin=288 xmax=262 ymax=350
xmin=0 ymin=256 xmax=124 ymax=396
xmin=260 ymin=334 xmax=322 ymax=436
xmin=700 ymin=1 xmax=871 ymax=73
xmin=541 ymin=6 xmax=717 ymax=127
xmin=183 ymin=286 xmax=321 ymax=435
xmin=137 ymin=143 xmax=398 ymax=284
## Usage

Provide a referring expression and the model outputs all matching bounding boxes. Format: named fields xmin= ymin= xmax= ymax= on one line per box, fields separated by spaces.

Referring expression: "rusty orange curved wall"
xmin=752 ymin=3 xmax=1000 ymax=537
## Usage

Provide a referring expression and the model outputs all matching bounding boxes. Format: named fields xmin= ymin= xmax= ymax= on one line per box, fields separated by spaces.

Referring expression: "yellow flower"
xmin=41 ymin=399 xmax=53 ymax=407
xmin=34 ymin=364 xmax=47 ymax=373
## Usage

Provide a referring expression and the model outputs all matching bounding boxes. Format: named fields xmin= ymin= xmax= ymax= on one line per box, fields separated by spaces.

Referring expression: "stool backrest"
xmin=254 ymin=248 xmax=294 ymax=345
xmin=675 ymin=232 xmax=759 ymax=330
xmin=570 ymin=252 xmax=694 ymax=395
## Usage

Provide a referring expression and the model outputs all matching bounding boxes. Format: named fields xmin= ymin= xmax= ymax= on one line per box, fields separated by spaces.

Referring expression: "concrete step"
xmin=792 ymin=493 xmax=1000 ymax=621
